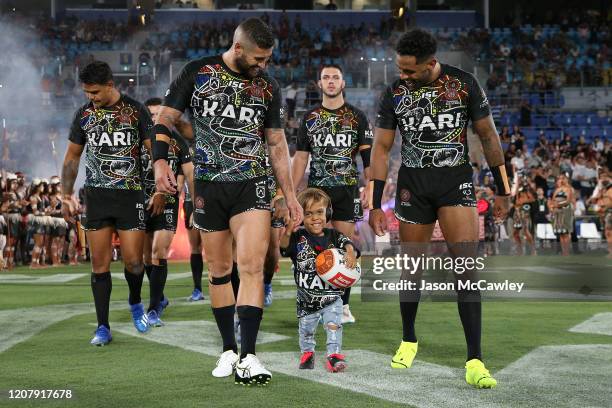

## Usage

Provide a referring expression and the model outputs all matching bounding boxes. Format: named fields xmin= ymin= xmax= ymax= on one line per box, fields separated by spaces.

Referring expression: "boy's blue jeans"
xmin=298 ymin=298 xmax=343 ymax=355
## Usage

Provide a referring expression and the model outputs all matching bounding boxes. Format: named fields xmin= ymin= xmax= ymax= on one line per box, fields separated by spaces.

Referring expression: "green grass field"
xmin=1 ymin=260 xmax=611 ymax=408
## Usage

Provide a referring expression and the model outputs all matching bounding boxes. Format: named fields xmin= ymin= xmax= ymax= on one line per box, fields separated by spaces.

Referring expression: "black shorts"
xmin=394 ymin=164 xmax=476 ymax=224
xmin=317 ymin=184 xmax=363 ymax=223
xmin=183 ymin=200 xmax=193 ymax=230
xmin=146 ymin=200 xmax=180 ymax=232
xmin=83 ymin=187 xmax=146 ymax=231
xmin=193 ymin=176 xmax=271 ymax=232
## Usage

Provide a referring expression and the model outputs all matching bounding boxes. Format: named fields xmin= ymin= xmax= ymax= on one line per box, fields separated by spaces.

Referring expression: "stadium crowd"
xmin=2 ymin=125 xmax=611 ymax=270
xmin=3 ymin=8 xmax=608 ymax=96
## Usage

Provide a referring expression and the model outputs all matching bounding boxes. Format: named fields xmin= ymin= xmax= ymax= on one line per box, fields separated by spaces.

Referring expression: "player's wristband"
xmin=491 ymin=164 xmax=511 ymax=196
xmin=370 ymin=179 xmax=386 ymax=209
xmin=359 ymin=147 xmax=371 ymax=168
xmin=152 ymin=124 xmax=172 ymax=161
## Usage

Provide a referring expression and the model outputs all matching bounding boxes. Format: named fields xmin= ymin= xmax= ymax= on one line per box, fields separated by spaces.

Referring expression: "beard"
xmin=236 ymin=55 xmax=262 ymax=78
xmin=322 ymin=88 xmax=343 ymax=98
xmin=404 ymin=71 xmax=431 ymax=90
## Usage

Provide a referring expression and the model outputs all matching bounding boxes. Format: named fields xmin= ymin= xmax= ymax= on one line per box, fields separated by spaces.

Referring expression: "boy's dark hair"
xmin=78 ymin=61 xmax=114 ymax=85
xmin=145 ymin=97 xmax=162 ymax=106
xmin=318 ymin=64 xmax=343 ymax=78
xmin=238 ymin=17 xmax=275 ymax=49
xmin=395 ymin=29 xmax=437 ymax=63
xmin=297 ymin=188 xmax=331 ymax=212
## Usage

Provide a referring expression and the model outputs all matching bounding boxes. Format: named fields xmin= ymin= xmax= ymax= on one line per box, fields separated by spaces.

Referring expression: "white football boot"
xmin=212 ymin=350 xmax=239 ymax=378
xmin=234 ymin=354 xmax=272 ymax=386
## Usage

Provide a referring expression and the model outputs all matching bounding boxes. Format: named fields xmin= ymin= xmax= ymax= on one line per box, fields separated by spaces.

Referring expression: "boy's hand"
xmin=344 ymin=246 xmax=356 ymax=269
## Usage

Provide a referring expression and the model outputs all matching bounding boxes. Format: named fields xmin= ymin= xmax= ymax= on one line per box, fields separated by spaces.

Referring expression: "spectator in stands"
xmin=574 ymin=189 xmax=587 ymax=216
xmin=571 ymin=154 xmax=589 ymax=192
xmin=533 ymin=187 xmax=550 ymax=225
xmin=511 ymin=126 xmax=524 ymax=149
xmin=499 ymin=126 xmax=511 ymax=145
xmin=560 ymin=133 xmax=574 ymax=153
xmin=304 ymin=80 xmax=320 ymax=107
xmin=593 ymin=136 xmax=604 ymax=152
xmin=519 ymin=99 xmax=532 ymax=127
xmin=285 ymin=82 xmax=298 ymax=119
xmin=486 ymin=72 xmax=498 ymax=92
xmin=511 ymin=149 xmax=526 ymax=173
xmin=533 ymin=166 xmax=549 ymax=196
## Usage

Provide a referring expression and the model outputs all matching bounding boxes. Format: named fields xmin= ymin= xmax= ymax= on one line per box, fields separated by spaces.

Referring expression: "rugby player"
xmin=153 ymin=18 xmax=302 ymax=385
xmin=368 ymin=29 xmax=510 ymax=388
xmin=61 ymin=61 xmax=154 ymax=345
xmin=142 ymin=97 xmax=195 ymax=325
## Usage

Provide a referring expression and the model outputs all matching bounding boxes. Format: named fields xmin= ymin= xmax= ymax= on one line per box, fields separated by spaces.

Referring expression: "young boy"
xmin=280 ymin=188 xmax=359 ymax=372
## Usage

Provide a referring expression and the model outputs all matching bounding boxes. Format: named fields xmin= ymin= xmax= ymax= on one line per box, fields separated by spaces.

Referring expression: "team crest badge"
xmin=195 ymin=196 xmax=205 ymax=209
xmin=400 ymin=189 xmax=411 ymax=202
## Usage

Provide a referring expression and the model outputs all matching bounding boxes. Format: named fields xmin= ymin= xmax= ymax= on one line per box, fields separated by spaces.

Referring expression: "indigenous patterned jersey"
xmin=281 ymin=228 xmax=354 ymax=318
xmin=376 ymin=64 xmax=490 ymax=168
xmin=297 ymin=104 xmax=372 ymax=187
xmin=163 ymin=56 xmax=283 ymax=182
xmin=69 ymin=94 xmax=153 ymax=190
xmin=141 ymin=131 xmax=192 ymax=203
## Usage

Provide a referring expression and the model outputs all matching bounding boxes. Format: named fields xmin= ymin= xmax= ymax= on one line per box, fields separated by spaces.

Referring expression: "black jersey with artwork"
xmin=376 ymin=64 xmax=490 ymax=168
xmin=281 ymin=228 xmax=355 ymax=318
xmin=163 ymin=55 xmax=283 ymax=183
xmin=69 ymin=94 xmax=153 ymax=190
xmin=297 ymin=104 xmax=372 ymax=187
xmin=141 ymin=131 xmax=191 ymax=203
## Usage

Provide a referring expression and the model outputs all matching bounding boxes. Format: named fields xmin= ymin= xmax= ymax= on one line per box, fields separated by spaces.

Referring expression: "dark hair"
xmin=395 ymin=29 xmax=437 ymax=63
xmin=238 ymin=17 xmax=274 ymax=49
xmin=318 ymin=64 xmax=343 ymax=78
xmin=145 ymin=97 xmax=162 ymax=106
xmin=79 ymin=61 xmax=113 ymax=85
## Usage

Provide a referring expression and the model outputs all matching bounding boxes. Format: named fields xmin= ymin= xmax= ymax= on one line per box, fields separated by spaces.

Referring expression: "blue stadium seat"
xmin=531 ymin=115 xmax=549 ymax=127
xmin=573 ymin=114 xmax=587 ymax=125
xmin=523 ymin=128 xmax=539 ymax=140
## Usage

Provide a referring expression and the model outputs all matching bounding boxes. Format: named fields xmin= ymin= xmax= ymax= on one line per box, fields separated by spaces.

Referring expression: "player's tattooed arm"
xmin=175 ymin=118 xmax=194 ymax=140
xmin=291 ymin=151 xmax=309 ymax=194
xmin=61 ymin=142 xmax=84 ymax=196
xmin=266 ymin=127 xmax=304 ymax=226
xmin=473 ymin=115 xmax=504 ymax=167
xmin=267 ymin=128 xmax=296 ymax=196
xmin=156 ymin=106 xmax=183 ymax=127
xmin=473 ymin=114 xmax=511 ymax=221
